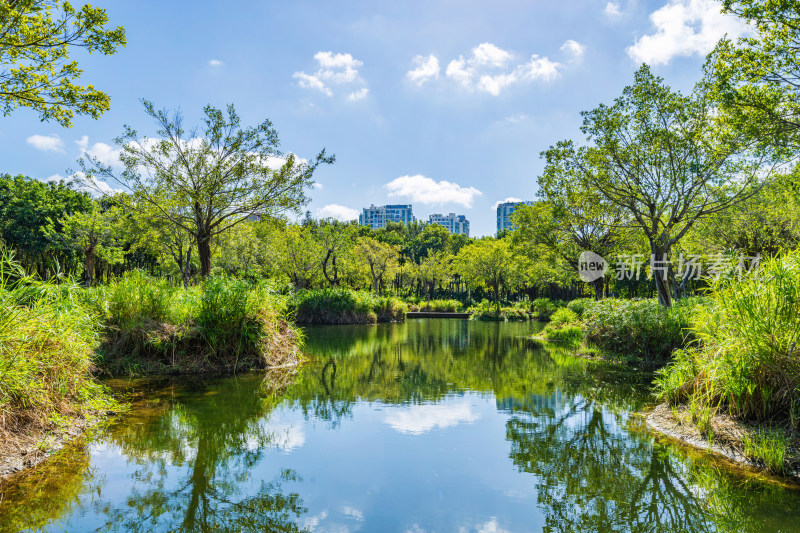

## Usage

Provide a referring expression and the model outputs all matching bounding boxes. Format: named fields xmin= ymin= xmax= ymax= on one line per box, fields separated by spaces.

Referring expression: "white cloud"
xmin=293 ymin=51 xmax=367 ymax=99
xmin=293 ymin=72 xmax=333 ymax=96
xmin=406 ymin=54 xmax=440 ymax=86
xmin=318 ymin=204 xmax=359 ymax=221
xmin=460 ymin=518 xmax=511 ymax=533
xmin=312 ymin=182 xmax=324 ymax=189
xmin=492 ymin=197 xmax=522 ymax=209
xmin=504 ymin=113 xmax=529 ymax=123
xmin=209 ymin=59 xmax=223 ymax=67
xmin=384 ymin=402 xmax=480 ymax=435
xmin=77 ymin=136 xmax=122 ymax=167
xmin=385 ymin=174 xmax=482 ymax=208
xmin=627 ymin=0 xmax=747 ymax=65
xmin=26 ymin=134 xmax=64 ymax=153
xmin=605 ymin=1 xmax=622 ymax=17
xmin=444 ymin=43 xmax=561 ymax=95
xmin=342 ymin=507 xmax=364 ymax=521
xmin=348 ymin=87 xmax=369 ymax=101
xmin=561 ymin=39 xmax=586 ymax=62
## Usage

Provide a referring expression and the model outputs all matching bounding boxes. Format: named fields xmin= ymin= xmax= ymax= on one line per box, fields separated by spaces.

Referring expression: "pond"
xmin=1 ymin=320 xmax=799 ymax=532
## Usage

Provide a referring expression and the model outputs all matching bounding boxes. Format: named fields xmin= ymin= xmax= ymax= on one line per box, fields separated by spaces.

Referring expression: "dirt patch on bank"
xmin=647 ymin=403 xmax=800 ymax=480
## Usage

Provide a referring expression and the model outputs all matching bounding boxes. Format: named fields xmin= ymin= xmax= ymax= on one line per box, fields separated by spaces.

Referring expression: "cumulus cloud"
xmin=318 ymin=204 xmax=359 ymax=221
xmin=492 ymin=196 xmax=522 ymax=209
xmin=628 ymin=0 xmax=747 ymax=65
xmin=384 ymin=402 xmax=480 ymax=435
xmin=293 ymin=51 xmax=368 ymax=99
xmin=27 ymin=134 xmax=64 ymax=153
xmin=208 ymin=59 xmax=223 ymax=67
xmin=406 ymin=54 xmax=440 ymax=86
xmin=76 ymin=135 xmax=123 ymax=167
xmin=605 ymin=1 xmax=622 ymax=17
xmin=444 ymin=43 xmax=561 ymax=95
xmin=560 ymin=39 xmax=586 ymax=62
xmin=348 ymin=87 xmax=369 ymax=101
xmin=385 ymin=174 xmax=482 ymax=208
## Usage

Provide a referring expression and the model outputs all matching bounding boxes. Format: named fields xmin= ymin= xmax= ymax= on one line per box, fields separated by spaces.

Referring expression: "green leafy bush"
xmin=530 ymin=297 xmax=566 ymax=320
xmin=566 ymin=298 xmax=593 ymax=318
xmin=582 ymin=297 xmax=706 ymax=364
xmin=291 ymin=288 xmax=407 ymax=325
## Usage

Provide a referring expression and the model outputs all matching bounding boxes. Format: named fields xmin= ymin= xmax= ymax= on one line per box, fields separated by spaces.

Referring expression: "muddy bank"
xmin=647 ymin=403 xmax=800 ymax=480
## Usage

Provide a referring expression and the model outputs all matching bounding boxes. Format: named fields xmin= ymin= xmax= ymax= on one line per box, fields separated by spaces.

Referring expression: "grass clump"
xmin=468 ymin=300 xmax=530 ymax=321
xmin=0 ymin=252 xmax=117 ymax=457
xmin=582 ymin=297 xmax=706 ymax=365
xmin=291 ymin=288 xmax=407 ymax=325
xmin=566 ymin=298 xmax=593 ymax=318
xmin=539 ymin=308 xmax=583 ymax=347
xmin=410 ymin=299 xmax=462 ymax=312
xmin=530 ymin=297 xmax=566 ymax=321
xmin=742 ymin=428 xmax=788 ymax=474
xmin=97 ymin=272 xmax=302 ymax=374
xmin=656 ymin=252 xmax=800 ymax=428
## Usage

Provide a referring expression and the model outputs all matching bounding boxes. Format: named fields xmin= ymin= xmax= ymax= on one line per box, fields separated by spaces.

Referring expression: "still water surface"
xmin=1 ymin=320 xmax=799 ymax=532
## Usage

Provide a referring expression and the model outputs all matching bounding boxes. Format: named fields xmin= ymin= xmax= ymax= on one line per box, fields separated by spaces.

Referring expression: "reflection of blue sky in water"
xmin=2 ymin=320 xmax=800 ymax=532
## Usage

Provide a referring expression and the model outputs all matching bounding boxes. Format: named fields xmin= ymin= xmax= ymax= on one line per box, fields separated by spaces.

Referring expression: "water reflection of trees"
xmin=99 ymin=376 xmax=308 ymax=532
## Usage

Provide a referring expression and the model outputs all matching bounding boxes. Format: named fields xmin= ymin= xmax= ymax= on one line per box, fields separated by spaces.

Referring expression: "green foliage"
xmin=0 ymin=0 xmax=126 ymax=126
xmin=566 ymin=298 xmax=592 ymax=318
xmin=414 ymin=299 xmax=462 ymax=312
xmin=0 ymin=250 xmax=117 ymax=444
xmin=80 ymin=100 xmax=334 ymax=277
xmin=742 ymin=427 xmax=788 ymax=474
xmin=468 ymin=299 xmax=530 ymax=321
xmin=530 ymin=297 xmax=565 ymax=320
xmin=583 ymin=297 xmax=706 ymax=364
xmin=97 ymin=272 xmax=301 ymax=374
xmin=291 ymin=288 xmax=407 ymax=325
xmin=655 ymin=251 xmax=800 ymax=428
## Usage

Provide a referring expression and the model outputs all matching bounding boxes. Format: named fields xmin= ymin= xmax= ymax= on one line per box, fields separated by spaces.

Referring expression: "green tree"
xmin=569 ymin=65 xmax=778 ymax=307
xmin=455 ymin=239 xmax=519 ymax=311
xmin=0 ymin=0 xmax=125 ymax=127
xmin=513 ymin=153 xmax=628 ymax=300
xmin=80 ymin=100 xmax=334 ymax=277
xmin=48 ymin=202 xmax=125 ymax=286
xmin=355 ymin=236 xmax=399 ymax=295
xmin=413 ymin=250 xmax=452 ymax=301
xmin=271 ymin=224 xmax=322 ymax=289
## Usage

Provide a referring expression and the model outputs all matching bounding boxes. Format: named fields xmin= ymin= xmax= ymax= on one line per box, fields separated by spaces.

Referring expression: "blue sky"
xmin=4 ymin=0 xmax=746 ymax=236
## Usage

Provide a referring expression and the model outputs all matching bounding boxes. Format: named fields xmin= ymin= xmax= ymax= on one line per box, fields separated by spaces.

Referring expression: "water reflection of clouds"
xmin=407 ymin=517 xmax=510 ymax=533
xmin=244 ymin=423 xmax=306 ymax=452
xmin=384 ymin=402 xmax=480 ymax=435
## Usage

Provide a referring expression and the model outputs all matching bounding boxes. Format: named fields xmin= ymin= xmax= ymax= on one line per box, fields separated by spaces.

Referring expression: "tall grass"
xmin=97 ymin=272 xmax=302 ymax=374
xmin=0 ymin=251 xmax=116 ymax=450
xmin=408 ymin=299 xmax=462 ymax=312
xmin=291 ymin=288 xmax=407 ymax=325
xmin=582 ymin=297 xmax=706 ymax=365
xmin=655 ymin=252 xmax=800 ymax=428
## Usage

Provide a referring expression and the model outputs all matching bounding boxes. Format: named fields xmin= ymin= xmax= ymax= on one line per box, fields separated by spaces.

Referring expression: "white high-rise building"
xmin=359 ymin=204 xmax=415 ymax=229
xmin=496 ymin=201 xmax=534 ymax=233
xmin=428 ymin=213 xmax=470 ymax=237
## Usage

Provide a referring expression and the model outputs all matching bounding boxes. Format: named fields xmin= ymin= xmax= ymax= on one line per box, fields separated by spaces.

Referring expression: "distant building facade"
xmin=428 ymin=213 xmax=470 ymax=237
xmin=359 ymin=204 xmax=415 ymax=229
xmin=496 ymin=201 xmax=534 ymax=233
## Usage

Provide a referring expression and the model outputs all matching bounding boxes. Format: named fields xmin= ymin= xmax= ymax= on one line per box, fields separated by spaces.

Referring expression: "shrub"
xmin=417 ymin=299 xmax=462 ymax=312
xmin=543 ymin=325 xmax=584 ymax=347
xmin=655 ymin=252 xmax=800 ymax=429
xmin=467 ymin=299 xmax=530 ymax=321
xmin=549 ymin=307 xmax=579 ymax=327
xmin=292 ymin=288 xmax=407 ymax=325
xmin=566 ymin=298 xmax=593 ymax=318
xmin=530 ymin=297 xmax=565 ymax=320
xmin=0 ymin=252 xmax=117 ymax=451
xmin=582 ymin=297 xmax=706 ymax=364
xmin=99 ymin=272 xmax=301 ymax=374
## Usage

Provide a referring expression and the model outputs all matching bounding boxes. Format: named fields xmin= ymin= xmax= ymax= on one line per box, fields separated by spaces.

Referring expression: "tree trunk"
xmin=650 ymin=245 xmax=673 ymax=307
xmin=197 ymin=233 xmax=212 ymax=277
xmin=592 ymin=277 xmax=604 ymax=300
xmin=84 ymin=245 xmax=96 ymax=288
